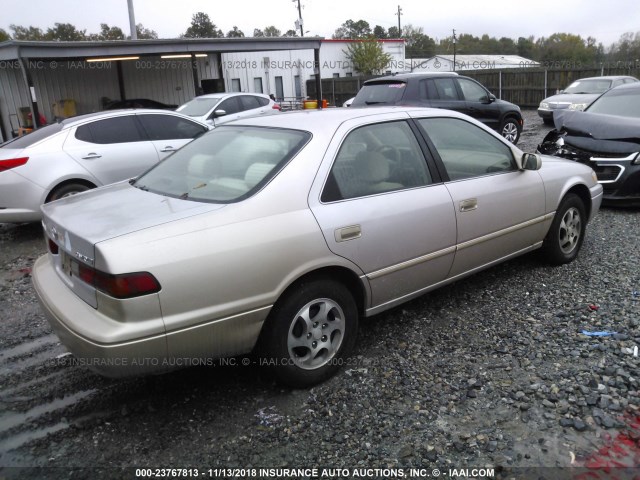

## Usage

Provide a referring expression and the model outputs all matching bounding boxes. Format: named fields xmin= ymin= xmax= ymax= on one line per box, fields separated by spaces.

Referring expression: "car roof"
xmin=365 ymin=72 xmax=459 ymax=83
xmin=192 ymin=92 xmax=270 ymax=100
xmin=573 ymin=75 xmax=637 ymax=81
xmin=606 ymin=82 xmax=640 ymax=92
xmin=58 ymin=109 xmax=207 ymax=128
xmin=224 ymin=105 xmax=472 ymax=133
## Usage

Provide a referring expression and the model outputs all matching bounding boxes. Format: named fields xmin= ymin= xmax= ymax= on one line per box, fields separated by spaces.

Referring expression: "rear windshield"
xmin=564 ymin=79 xmax=612 ymax=94
xmin=133 ymin=126 xmax=311 ymax=203
xmin=0 ymin=123 xmax=63 ymax=149
xmin=176 ymin=97 xmax=222 ymax=117
xmin=351 ymin=82 xmax=407 ymax=106
xmin=587 ymin=88 xmax=640 ymax=118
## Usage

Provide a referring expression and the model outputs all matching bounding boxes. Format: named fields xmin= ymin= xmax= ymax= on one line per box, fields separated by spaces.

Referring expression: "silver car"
xmin=537 ymin=75 xmax=638 ymax=124
xmin=0 ymin=110 xmax=210 ymax=223
xmin=175 ymin=92 xmax=280 ymax=126
xmin=33 ymin=107 xmax=603 ymax=387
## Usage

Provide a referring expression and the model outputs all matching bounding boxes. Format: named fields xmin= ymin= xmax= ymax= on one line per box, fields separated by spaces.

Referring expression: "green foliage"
xmin=87 ymin=24 xmax=125 ymax=41
xmin=10 ymin=24 xmax=45 ymax=40
xmin=135 ymin=24 xmax=158 ymax=39
xmin=373 ymin=25 xmax=387 ymax=39
xmin=226 ymin=26 xmax=245 ymax=38
xmin=343 ymin=40 xmax=392 ymax=75
xmin=610 ymin=31 xmax=640 ymax=61
xmin=0 ymin=28 xmax=10 ymax=42
xmin=403 ymin=24 xmax=436 ymax=58
xmin=333 ymin=19 xmax=371 ymax=39
xmin=282 ymin=29 xmax=298 ymax=37
xmin=44 ymin=23 xmax=86 ymax=41
xmin=264 ymin=26 xmax=281 ymax=37
xmin=387 ymin=26 xmax=400 ymax=38
xmin=183 ymin=12 xmax=223 ymax=38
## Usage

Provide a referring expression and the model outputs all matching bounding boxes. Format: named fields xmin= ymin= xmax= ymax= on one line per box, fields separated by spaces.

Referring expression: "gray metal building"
xmin=0 ymin=37 xmax=322 ymax=142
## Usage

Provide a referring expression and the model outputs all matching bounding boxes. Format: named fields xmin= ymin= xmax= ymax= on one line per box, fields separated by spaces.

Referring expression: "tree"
xmin=517 ymin=36 xmax=536 ymax=59
xmin=88 ymin=23 xmax=125 ymax=41
xmin=44 ymin=23 xmax=86 ymax=41
xmin=373 ymin=25 xmax=387 ymax=39
xmin=536 ymin=33 xmax=596 ymax=64
xmin=0 ymin=28 xmax=10 ymax=42
xmin=264 ymin=26 xmax=281 ymax=37
xmin=609 ymin=31 xmax=640 ymax=62
xmin=253 ymin=28 xmax=264 ymax=37
xmin=227 ymin=26 xmax=245 ymax=38
xmin=282 ymin=29 xmax=298 ymax=37
xmin=343 ymin=40 xmax=392 ymax=75
xmin=333 ymin=19 xmax=371 ymax=39
xmin=183 ymin=12 xmax=223 ymax=38
xmin=387 ymin=26 xmax=400 ymax=38
xmin=135 ymin=23 xmax=158 ymax=39
xmin=403 ymin=24 xmax=435 ymax=58
xmin=10 ymin=24 xmax=45 ymax=40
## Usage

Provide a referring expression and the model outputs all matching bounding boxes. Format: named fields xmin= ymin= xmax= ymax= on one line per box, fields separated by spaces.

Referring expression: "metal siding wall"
xmin=0 ymin=65 xmax=31 ymax=138
xmin=30 ymin=61 xmax=120 ymax=120
xmin=121 ymin=57 xmax=196 ymax=106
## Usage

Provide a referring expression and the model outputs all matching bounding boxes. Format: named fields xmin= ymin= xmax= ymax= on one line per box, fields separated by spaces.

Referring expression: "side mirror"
xmin=213 ymin=109 xmax=227 ymax=118
xmin=487 ymin=94 xmax=496 ymax=103
xmin=521 ymin=153 xmax=542 ymax=171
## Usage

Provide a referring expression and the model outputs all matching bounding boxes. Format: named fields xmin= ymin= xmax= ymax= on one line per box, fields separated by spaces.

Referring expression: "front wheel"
xmin=542 ymin=193 xmax=586 ymax=265
xmin=500 ymin=118 xmax=521 ymax=144
xmin=258 ymin=277 xmax=358 ymax=388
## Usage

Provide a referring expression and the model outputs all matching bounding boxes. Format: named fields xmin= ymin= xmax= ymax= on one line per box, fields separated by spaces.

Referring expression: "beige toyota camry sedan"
xmin=33 ymin=107 xmax=603 ymax=387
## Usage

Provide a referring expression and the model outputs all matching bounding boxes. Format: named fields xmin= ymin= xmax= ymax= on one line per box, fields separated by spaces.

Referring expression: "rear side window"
xmin=432 ymin=78 xmax=460 ymax=100
xmin=138 ymin=114 xmax=207 ymax=140
xmin=322 ymin=121 xmax=432 ymax=202
xmin=75 ymin=116 xmax=144 ymax=144
xmin=239 ymin=96 xmax=261 ymax=110
xmin=256 ymin=97 xmax=270 ymax=106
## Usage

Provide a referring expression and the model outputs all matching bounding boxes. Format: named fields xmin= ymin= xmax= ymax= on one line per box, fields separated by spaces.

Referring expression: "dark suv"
xmin=351 ymin=73 xmax=524 ymax=144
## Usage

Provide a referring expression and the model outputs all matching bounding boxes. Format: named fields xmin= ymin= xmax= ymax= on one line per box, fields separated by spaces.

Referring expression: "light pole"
xmin=452 ymin=29 xmax=457 ymax=72
xmin=395 ymin=5 xmax=403 ymax=37
xmin=293 ymin=0 xmax=304 ymax=37
xmin=127 ymin=0 xmax=137 ymax=40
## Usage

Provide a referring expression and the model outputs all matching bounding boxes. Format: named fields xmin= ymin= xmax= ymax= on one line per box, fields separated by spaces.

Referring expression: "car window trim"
xmin=319 ymin=119 xmax=441 ymax=204
xmin=413 ymin=116 xmax=517 ymax=182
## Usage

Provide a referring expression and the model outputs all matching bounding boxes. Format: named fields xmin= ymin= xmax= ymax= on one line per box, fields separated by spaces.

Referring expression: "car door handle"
xmin=160 ymin=146 xmax=176 ymax=152
xmin=459 ymin=198 xmax=478 ymax=212
xmin=81 ymin=153 xmax=101 ymax=160
xmin=334 ymin=225 xmax=361 ymax=242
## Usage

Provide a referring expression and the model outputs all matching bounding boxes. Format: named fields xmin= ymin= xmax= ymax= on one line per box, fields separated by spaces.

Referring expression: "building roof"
xmin=0 ymin=37 xmax=323 ymax=61
xmin=432 ymin=55 xmax=539 ymax=66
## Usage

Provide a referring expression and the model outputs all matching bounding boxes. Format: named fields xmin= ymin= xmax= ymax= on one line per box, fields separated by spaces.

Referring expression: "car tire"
xmin=542 ymin=193 xmax=586 ymax=265
xmin=500 ymin=117 xmax=521 ymax=144
xmin=47 ymin=183 xmax=92 ymax=202
xmin=258 ymin=277 xmax=358 ymax=388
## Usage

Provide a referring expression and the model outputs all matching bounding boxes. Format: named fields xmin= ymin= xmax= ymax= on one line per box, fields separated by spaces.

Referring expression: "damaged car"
xmin=537 ymin=75 xmax=637 ymax=124
xmin=538 ymin=82 xmax=640 ymax=206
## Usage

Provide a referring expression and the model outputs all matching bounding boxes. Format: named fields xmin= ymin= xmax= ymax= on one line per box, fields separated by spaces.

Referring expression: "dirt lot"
xmin=1 ymin=111 xmax=639 ymax=479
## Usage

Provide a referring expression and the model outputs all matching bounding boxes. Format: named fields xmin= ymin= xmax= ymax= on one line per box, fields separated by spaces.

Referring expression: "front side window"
xmin=419 ymin=118 xmax=515 ymax=181
xmin=75 ymin=116 xmax=144 ymax=144
xmin=322 ymin=121 xmax=432 ymax=202
xmin=134 ymin=126 xmax=310 ymax=203
xmin=458 ymin=78 xmax=489 ymax=102
xmin=217 ymin=97 xmax=241 ymax=116
xmin=138 ymin=114 xmax=207 ymax=141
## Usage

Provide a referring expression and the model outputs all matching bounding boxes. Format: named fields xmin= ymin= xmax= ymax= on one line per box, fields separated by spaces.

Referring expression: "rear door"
xmin=308 ymin=114 xmax=456 ymax=309
xmin=416 ymin=116 xmax=546 ymax=277
xmin=421 ymin=77 xmax=465 ymax=112
xmin=63 ymin=115 xmax=160 ymax=185
xmin=137 ymin=113 xmax=208 ymax=160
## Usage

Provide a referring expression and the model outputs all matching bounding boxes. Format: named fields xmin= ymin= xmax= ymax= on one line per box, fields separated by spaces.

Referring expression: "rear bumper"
xmin=32 ymin=254 xmax=270 ymax=378
xmin=0 ymin=170 xmax=45 ymax=223
xmin=32 ymin=255 xmax=171 ymax=377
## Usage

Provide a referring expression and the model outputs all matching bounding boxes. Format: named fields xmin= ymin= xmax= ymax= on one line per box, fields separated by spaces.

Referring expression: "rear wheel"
xmin=47 ymin=183 xmax=92 ymax=202
xmin=542 ymin=193 xmax=586 ymax=265
xmin=258 ymin=277 xmax=358 ymax=388
xmin=500 ymin=117 xmax=521 ymax=144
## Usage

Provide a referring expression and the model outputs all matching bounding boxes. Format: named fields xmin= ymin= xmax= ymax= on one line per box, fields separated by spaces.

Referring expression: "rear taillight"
xmin=48 ymin=238 xmax=59 ymax=255
xmin=272 ymin=104 xmax=281 ymax=110
xmin=0 ymin=157 xmax=29 ymax=172
xmin=69 ymin=256 xmax=160 ymax=299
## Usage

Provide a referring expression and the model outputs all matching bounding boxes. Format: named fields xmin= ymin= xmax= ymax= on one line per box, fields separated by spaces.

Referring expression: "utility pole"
xmin=452 ymin=29 xmax=457 ymax=72
xmin=127 ymin=0 xmax=137 ymax=40
xmin=395 ymin=5 xmax=403 ymax=37
xmin=293 ymin=0 xmax=304 ymax=37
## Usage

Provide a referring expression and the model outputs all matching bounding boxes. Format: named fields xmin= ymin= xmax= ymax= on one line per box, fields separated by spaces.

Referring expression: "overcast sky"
xmin=2 ymin=0 xmax=639 ymax=48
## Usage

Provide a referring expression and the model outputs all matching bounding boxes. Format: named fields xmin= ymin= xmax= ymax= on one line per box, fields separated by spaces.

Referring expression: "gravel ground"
xmin=0 ymin=111 xmax=639 ymax=479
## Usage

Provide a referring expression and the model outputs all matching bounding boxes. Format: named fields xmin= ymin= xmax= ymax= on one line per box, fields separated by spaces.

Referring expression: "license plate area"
xmin=61 ymin=251 xmax=79 ymax=279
